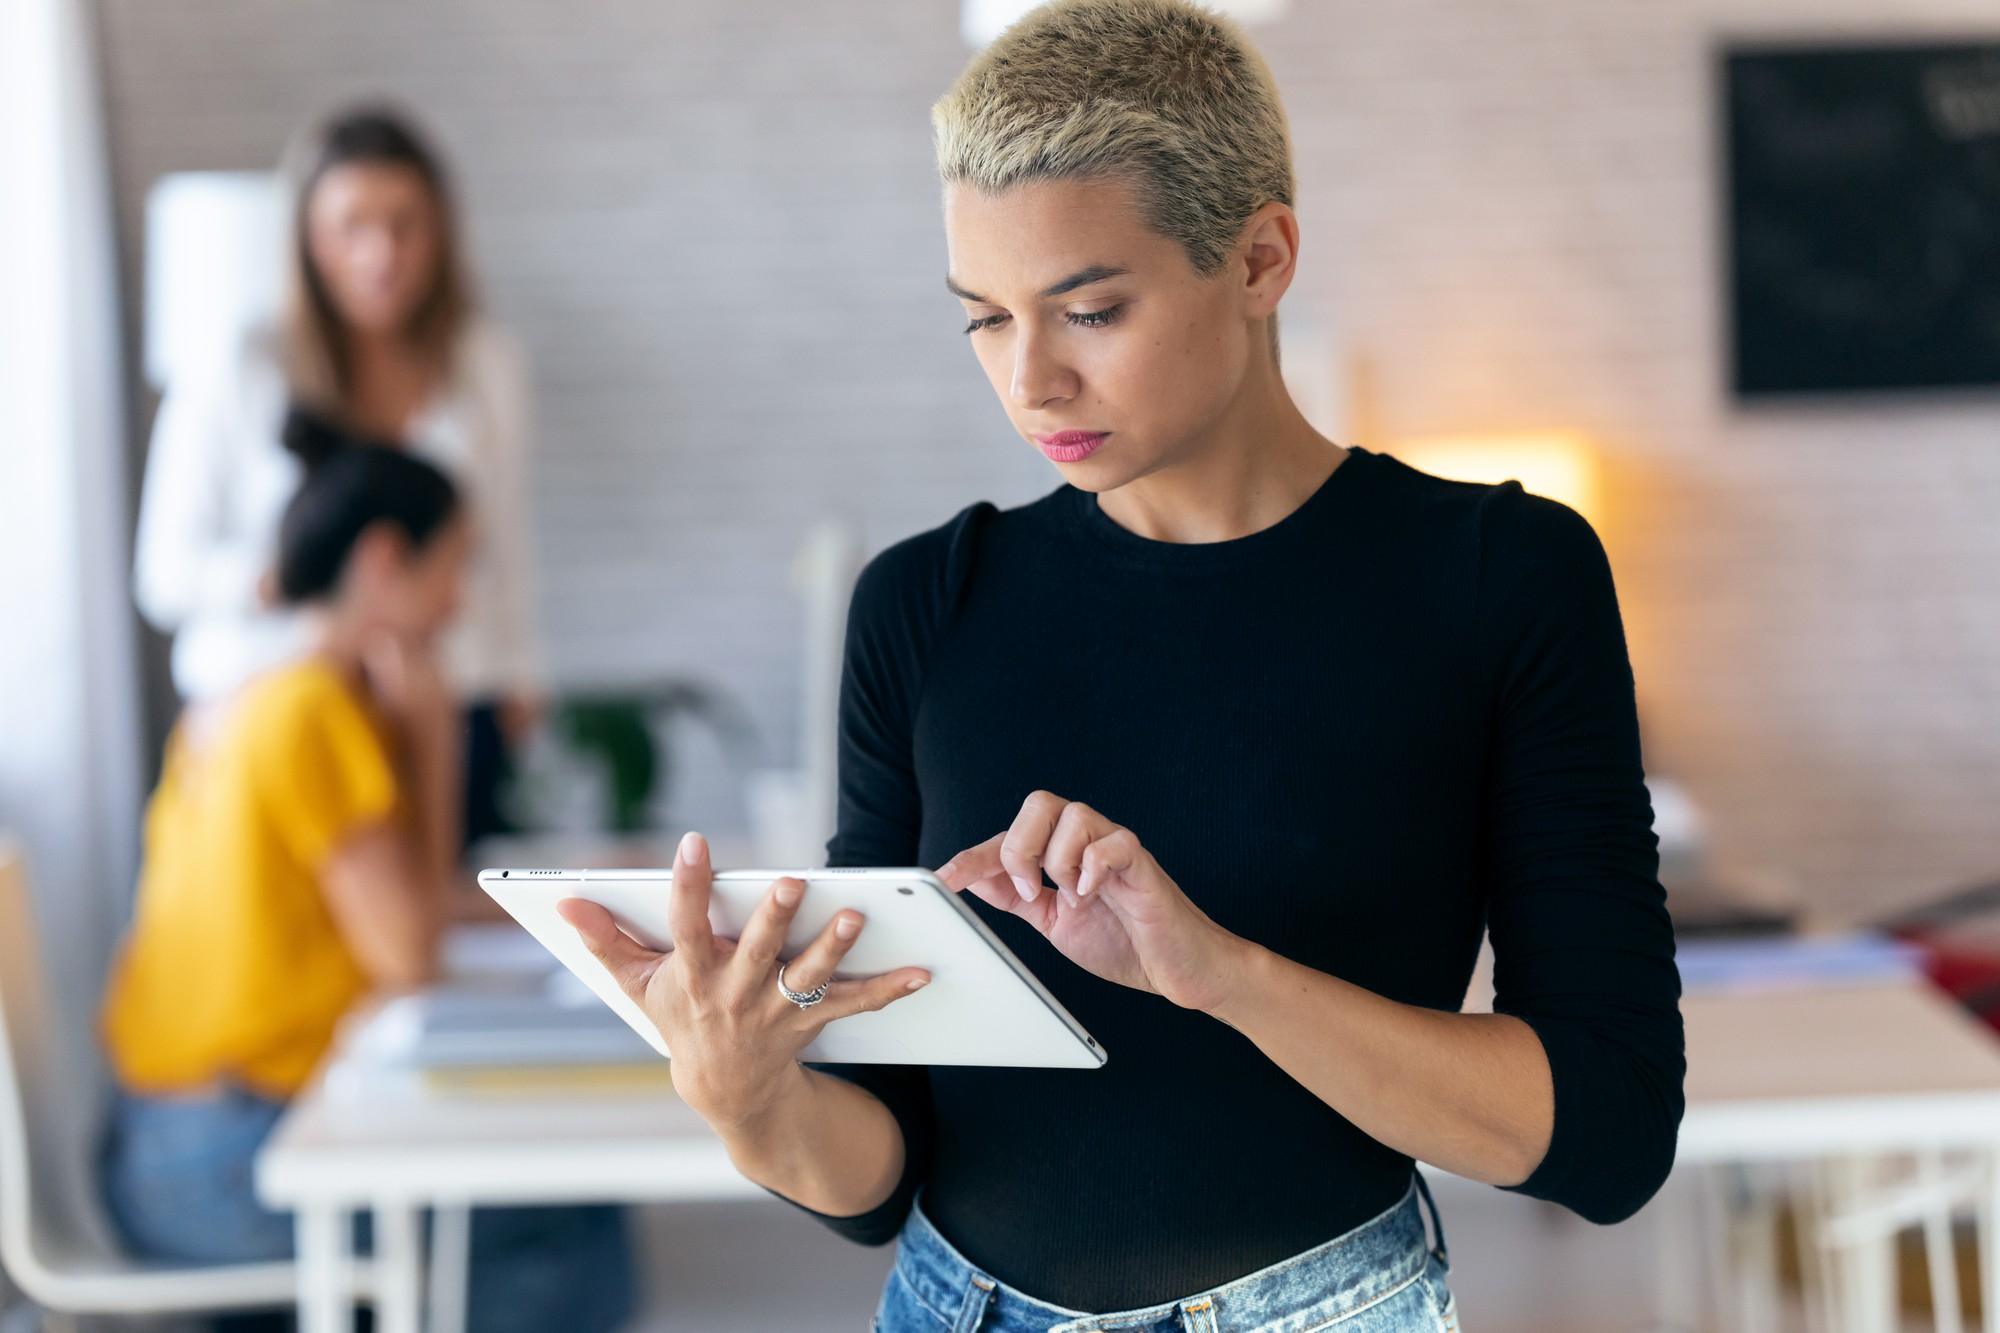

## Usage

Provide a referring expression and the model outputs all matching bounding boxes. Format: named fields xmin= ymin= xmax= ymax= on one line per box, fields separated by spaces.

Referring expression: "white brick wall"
xmin=96 ymin=0 xmax=2000 ymax=922
xmin=1258 ymin=1 xmax=2000 ymax=925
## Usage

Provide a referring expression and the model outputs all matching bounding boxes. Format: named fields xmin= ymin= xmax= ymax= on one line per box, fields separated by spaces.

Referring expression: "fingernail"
xmin=679 ymin=831 xmax=706 ymax=865
xmin=835 ymin=915 xmax=860 ymax=940
xmin=1012 ymin=875 xmax=1038 ymax=902
xmin=774 ymin=879 xmax=802 ymax=907
xmin=937 ymin=861 xmax=957 ymax=880
xmin=907 ymin=976 xmax=929 ymax=990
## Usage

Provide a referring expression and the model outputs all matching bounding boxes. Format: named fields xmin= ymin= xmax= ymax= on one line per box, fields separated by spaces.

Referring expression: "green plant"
xmin=520 ymin=679 xmax=759 ymax=834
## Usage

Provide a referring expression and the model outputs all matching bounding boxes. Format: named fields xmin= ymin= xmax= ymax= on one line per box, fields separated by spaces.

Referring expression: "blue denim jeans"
xmin=100 ymin=1085 xmax=637 ymax=1333
xmin=872 ymin=1172 xmax=1458 ymax=1333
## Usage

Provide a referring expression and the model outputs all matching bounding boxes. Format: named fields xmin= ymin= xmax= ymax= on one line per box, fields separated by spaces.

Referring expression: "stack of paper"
xmin=352 ymin=985 xmax=656 ymax=1070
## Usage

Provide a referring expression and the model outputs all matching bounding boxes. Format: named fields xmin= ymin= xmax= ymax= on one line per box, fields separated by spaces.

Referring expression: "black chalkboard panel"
xmin=1725 ymin=42 xmax=2000 ymax=398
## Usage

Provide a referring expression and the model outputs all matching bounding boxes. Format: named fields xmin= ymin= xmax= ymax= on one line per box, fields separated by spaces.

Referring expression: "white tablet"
xmin=478 ymin=867 xmax=1107 ymax=1069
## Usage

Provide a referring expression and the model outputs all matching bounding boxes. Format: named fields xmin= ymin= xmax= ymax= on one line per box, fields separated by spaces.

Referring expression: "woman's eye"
xmin=1066 ymin=306 xmax=1124 ymax=329
xmin=962 ymin=306 xmax=1124 ymax=335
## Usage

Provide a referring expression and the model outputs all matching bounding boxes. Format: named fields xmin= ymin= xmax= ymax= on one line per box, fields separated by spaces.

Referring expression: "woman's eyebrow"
xmin=945 ymin=264 xmax=1133 ymax=304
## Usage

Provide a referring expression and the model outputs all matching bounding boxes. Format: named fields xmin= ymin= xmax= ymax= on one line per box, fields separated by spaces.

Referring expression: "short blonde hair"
xmin=933 ymin=0 xmax=1295 ymax=278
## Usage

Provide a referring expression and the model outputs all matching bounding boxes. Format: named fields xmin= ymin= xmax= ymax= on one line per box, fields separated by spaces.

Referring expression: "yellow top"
xmin=101 ymin=659 xmax=399 ymax=1098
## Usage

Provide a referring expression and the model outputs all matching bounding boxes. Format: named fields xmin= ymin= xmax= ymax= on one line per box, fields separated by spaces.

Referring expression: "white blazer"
xmin=133 ymin=319 xmax=544 ymax=704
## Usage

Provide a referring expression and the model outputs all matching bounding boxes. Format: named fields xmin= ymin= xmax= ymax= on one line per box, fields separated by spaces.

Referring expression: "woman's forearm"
xmin=718 ymin=1063 xmax=909 ymax=1219
xmin=352 ymin=713 xmax=459 ymax=985
xmin=403 ymin=713 xmax=462 ymax=905
xmin=1207 ymin=938 xmax=1553 ymax=1187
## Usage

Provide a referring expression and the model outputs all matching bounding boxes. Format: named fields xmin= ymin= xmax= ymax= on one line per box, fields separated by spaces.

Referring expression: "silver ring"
xmin=776 ymin=962 xmax=829 ymax=1009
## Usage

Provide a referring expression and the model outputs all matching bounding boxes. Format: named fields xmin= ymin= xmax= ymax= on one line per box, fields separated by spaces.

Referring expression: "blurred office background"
xmin=5 ymin=0 xmax=2000 ymax=1329
xmin=85 ymin=0 xmax=2000 ymax=923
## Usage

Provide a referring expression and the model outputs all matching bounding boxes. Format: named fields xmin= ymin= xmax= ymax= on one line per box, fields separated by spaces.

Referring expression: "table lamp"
xmin=1388 ymin=431 xmax=1603 ymax=533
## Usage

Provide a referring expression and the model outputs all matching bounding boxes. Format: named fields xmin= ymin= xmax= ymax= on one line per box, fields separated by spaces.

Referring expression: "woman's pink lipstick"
xmin=1035 ymin=430 xmax=1109 ymax=463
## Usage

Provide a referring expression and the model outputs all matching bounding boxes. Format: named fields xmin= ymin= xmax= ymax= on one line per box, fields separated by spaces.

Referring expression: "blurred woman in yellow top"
xmin=104 ymin=432 xmax=458 ymax=1098
xmin=99 ymin=411 xmax=633 ymax=1333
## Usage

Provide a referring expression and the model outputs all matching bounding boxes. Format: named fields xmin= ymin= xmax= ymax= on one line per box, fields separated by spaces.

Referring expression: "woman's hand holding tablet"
xmin=553 ymin=831 xmax=932 ymax=1128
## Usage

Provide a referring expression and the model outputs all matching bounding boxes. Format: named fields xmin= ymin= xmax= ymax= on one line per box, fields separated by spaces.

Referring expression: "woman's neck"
xmin=1094 ymin=357 xmax=1347 ymax=545
xmin=342 ymin=329 xmax=437 ymax=440
xmin=302 ymin=607 xmax=373 ymax=686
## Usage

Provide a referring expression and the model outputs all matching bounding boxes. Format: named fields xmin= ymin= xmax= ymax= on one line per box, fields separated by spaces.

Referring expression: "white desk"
xmin=1666 ymin=980 xmax=2000 ymax=1333
xmin=256 ymin=1047 xmax=754 ymax=1333
xmin=1680 ymin=980 xmax=2000 ymax=1161
xmin=255 ymin=861 xmax=759 ymax=1333
xmin=262 ymin=967 xmax=2000 ymax=1333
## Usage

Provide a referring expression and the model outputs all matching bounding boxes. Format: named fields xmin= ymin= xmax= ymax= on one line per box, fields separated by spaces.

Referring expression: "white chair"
xmin=0 ymin=836 xmax=299 ymax=1318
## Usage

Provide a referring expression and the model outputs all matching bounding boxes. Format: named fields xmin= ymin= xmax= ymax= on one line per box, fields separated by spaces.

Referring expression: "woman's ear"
xmin=1238 ymin=200 xmax=1300 ymax=323
xmin=344 ymin=521 xmax=411 ymax=593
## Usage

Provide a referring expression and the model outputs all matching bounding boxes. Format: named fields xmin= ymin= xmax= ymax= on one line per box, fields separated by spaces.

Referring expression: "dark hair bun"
xmin=273 ymin=409 xmax=460 ymax=605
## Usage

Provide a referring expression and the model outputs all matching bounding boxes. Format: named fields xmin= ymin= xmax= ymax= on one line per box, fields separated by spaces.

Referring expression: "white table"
xmin=263 ymin=964 xmax=2000 ymax=1333
xmin=256 ymin=845 xmax=764 ymax=1333
xmin=1665 ymin=980 xmax=2000 ymax=1333
xmin=256 ymin=1044 xmax=756 ymax=1333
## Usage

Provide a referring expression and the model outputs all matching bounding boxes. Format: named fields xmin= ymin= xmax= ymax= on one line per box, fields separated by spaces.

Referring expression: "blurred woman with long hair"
xmin=134 ymin=102 xmax=542 ymax=847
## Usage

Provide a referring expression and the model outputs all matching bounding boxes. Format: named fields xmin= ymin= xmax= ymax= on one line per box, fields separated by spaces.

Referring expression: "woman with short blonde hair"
xmin=566 ymin=3 xmax=1685 ymax=1328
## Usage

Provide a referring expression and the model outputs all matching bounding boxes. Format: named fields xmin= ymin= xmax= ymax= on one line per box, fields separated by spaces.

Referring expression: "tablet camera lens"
xmin=898 ymin=886 xmax=913 ymax=895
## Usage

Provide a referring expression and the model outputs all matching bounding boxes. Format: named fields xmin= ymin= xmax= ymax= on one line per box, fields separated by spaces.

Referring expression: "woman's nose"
xmin=352 ymin=223 xmax=408 ymax=273
xmin=1010 ymin=329 xmax=1076 ymax=411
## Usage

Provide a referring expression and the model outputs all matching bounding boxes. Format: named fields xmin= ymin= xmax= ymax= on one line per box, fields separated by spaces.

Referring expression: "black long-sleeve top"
xmin=761 ymin=445 xmax=1685 ymax=1312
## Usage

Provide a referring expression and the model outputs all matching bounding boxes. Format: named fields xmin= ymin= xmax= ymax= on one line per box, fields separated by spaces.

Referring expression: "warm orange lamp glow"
xmin=1389 ymin=431 xmax=1603 ymax=532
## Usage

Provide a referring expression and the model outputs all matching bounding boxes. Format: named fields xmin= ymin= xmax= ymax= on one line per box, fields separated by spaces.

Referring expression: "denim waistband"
xmin=891 ymin=1170 xmax=1449 ymax=1333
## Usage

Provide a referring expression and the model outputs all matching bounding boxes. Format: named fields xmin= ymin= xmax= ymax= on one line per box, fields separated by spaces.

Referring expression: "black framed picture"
xmin=1724 ymin=41 xmax=2000 ymax=398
